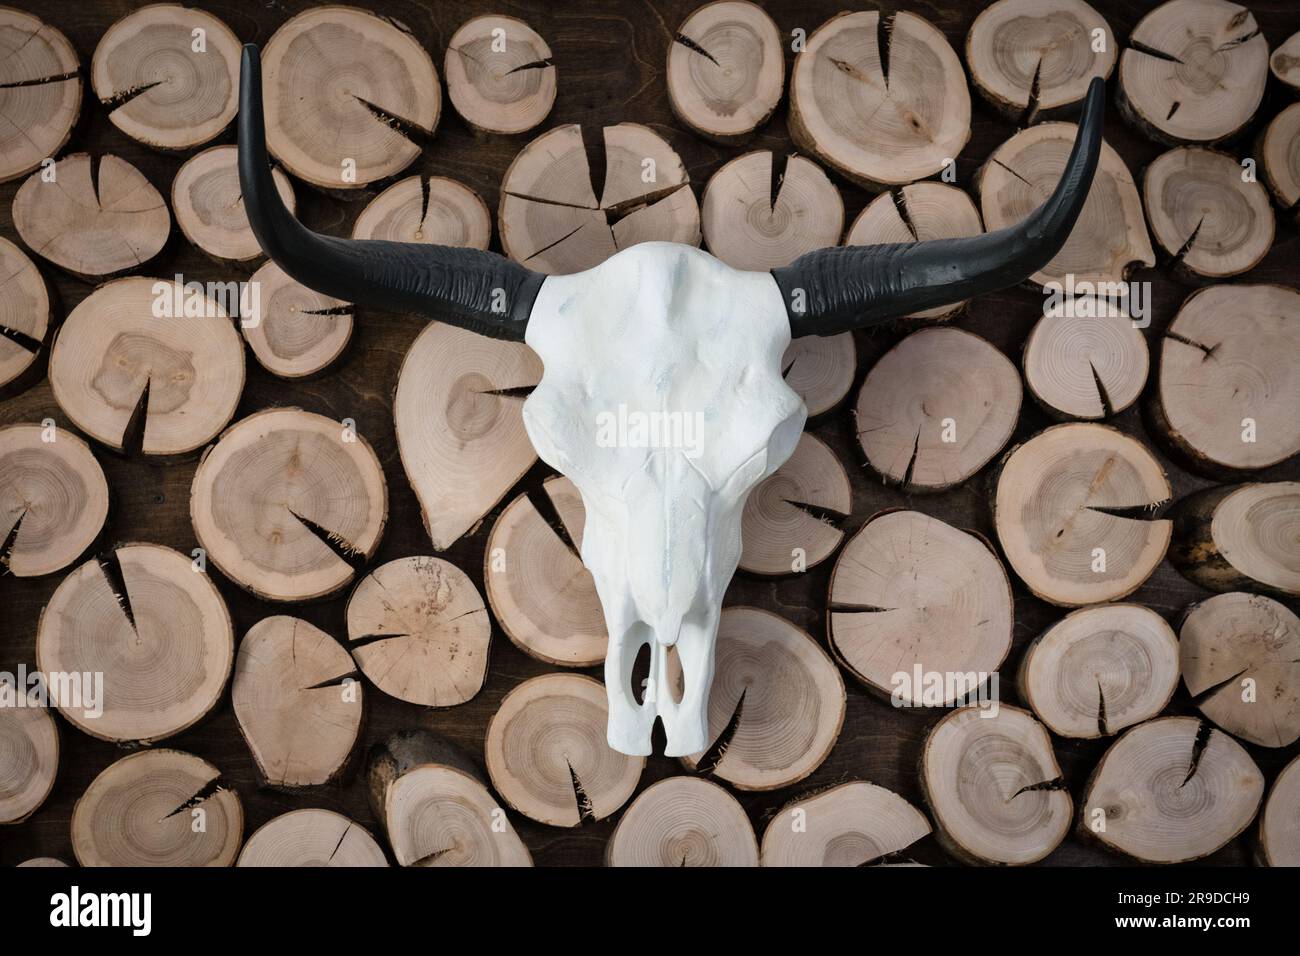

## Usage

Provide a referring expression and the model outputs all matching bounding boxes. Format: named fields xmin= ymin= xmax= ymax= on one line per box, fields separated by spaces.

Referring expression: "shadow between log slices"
xmin=0 ymin=702 xmax=57 ymax=825
xmin=760 ymin=781 xmax=931 ymax=866
xmin=352 ymin=175 xmax=492 ymax=248
xmin=237 ymin=809 xmax=388 ymax=867
xmin=1257 ymin=754 xmax=1300 ymax=866
xmin=173 ymin=145 xmax=296 ymax=262
xmin=1023 ymin=300 xmax=1148 ymax=420
xmin=241 ymin=261 xmax=354 ymax=379
xmin=1260 ymin=102 xmax=1300 ymax=222
xmin=606 ymin=776 xmax=758 ymax=866
xmin=0 ymin=239 xmax=49 ymax=396
xmin=0 ymin=9 xmax=80 ymax=184
xmin=445 ymin=15 xmax=555 ymax=136
xmin=1169 ymin=482 xmax=1300 ymax=596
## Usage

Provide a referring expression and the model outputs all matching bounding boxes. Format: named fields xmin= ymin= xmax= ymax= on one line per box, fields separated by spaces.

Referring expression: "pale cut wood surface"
xmin=606 ymin=775 xmax=757 ymax=866
xmin=0 ymin=9 xmax=80 ymax=184
xmin=760 ymin=781 xmax=931 ymax=866
xmin=236 ymin=808 xmax=388 ymax=866
xmin=445 ymin=14 xmax=555 ymax=135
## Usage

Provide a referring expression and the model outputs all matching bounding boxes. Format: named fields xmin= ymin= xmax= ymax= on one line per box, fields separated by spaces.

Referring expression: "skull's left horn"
xmin=237 ymin=44 xmax=542 ymax=340
xmin=773 ymin=76 xmax=1107 ymax=337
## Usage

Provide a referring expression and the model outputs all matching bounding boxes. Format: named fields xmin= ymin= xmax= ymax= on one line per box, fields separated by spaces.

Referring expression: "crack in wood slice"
xmin=1170 ymin=482 xmax=1300 ymax=596
xmin=740 ymin=432 xmax=849 ymax=574
xmin=241 ymin=261 xmax=353 ymax=379
xmin=779 ymin=331 xmax=855 ymax=418
xmin=1257 ymin=754 xmax=1300 ymax=865
xmin=0 ymin=700 xmax=57 ymax=825
xmin=1024 ymin=301 xmax=1148 ymax=420
xmin=0 ymin=10 xmax=81 ymax=184
xmin=445 ymin=15 xmax=555 ymax=135
xmin=1259 ymin=102 xmax=1300 ymax=222
xmin=760 ymin=781 xmax=931 ymax=866
xmin=606 ymin=775 xmax=758 ymax=866
xmin=352 ymin=175 xmax=492 ymax=248
xmin=172 ymin=145 xmax=296 ymax=262
xmin=0 ymin=239 xmax=47 ymax=394
xmin=237 ymin=809 xmax=388 ymax=867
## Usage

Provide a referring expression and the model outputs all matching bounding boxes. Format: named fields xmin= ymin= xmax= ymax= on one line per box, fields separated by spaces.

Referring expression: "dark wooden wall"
xmin=3 ymin=0 xmax=1299 ymax=867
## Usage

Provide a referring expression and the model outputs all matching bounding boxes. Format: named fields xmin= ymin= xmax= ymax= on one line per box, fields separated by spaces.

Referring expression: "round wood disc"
xmin=72 ymin=749 xmax=242 ymax=867
xmin=237 ymin=809 xmax=388 ymax=867
xmin=172 ymin=145 xmax=296 ymax=262
xmin=760 ymin=781 xmax=931 ymax=867
xmin=0 ymin=9 xmax=80 ymax=184
xmin=445 ymin=15 xmax=555 ymax=135
xmin=0 ymin=703 xmax=58 ymax=824
xmin=190 ymin=408 xmax=388 ymax=602
xmin=241 ymin=261 xmax=353 ymax=379
xmin=0 ymin=238 xmax=49 ymax=393
xmin=1023 ymin=304 xmax=1149 ymax=419
xmin=49 ymin=276 xmax=245 ymax=456
xmin=606 ymin=776 xmax=758 ymax=867
xmin=485 ymin=673 xmax=643 ymax=827
xmin=1260 ymin=102 xmax=1300 ymax=219
xmin=1258 ymin=754 xmax=1300 ymax=866
xmin=36 ymin=543 xmax=234 ymax=744
xmin=262 ymin=7 xmax=439 ymax=189
xmin=1272 ymin=31 xmax=1300 ymax=94
xmin=352 ymin=175 xmax=492 ymax=248
xmin=779 ymin=332 xmax=856 ymax=417
xmin=1170 ymin=482 xmax=1300 ymax=596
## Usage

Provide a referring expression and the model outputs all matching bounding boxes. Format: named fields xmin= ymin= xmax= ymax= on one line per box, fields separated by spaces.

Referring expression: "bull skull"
xmin=238 ymin=45 xmax=1104 ymax=756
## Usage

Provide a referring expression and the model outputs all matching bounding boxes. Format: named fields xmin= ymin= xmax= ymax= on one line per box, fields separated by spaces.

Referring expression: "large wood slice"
xmin=993 ymin=423 xmax=1171 ymax=606
xmin=921 ymin=705 xmax=1071 ymax=865
xmin=173 ymin=145 xmax=296 ymax=262
xmin=606 ymin=776 xmax=758 ymax=866
xmin=789 ymin=10 xmax=970 ymax=190
xmin=0 ymin=239 xmax=49 ymax=395
xmin=71 ymin=749 xmax=242 ymax=867
xmin=0 ymin=9 xmax=80 ymax=184
xmin=36 ymin=543 xmax=234 ymax=744
xmin=0 ymin=703 xmax=57 ymax=825
xmin=855 ymin=327 xmax=1021 ymax=492
xmin=779 ymin=332 xmax=856 ymax=418
xmin=1023 ymin=303 xmax=1148 ymax=419
xmin=241 ymin=262 xmax=353 ymax=379
xmin=263 ymin=7 xmax=439 ymax=189
xmin=444 ymin=15 xmax=555 ymax=135
xmin=352 ymin=175 xmax=492 ymax=248
xmin=1169 ymin=483 xmax=1300 ymax=596
xmin=1020 ymin=603 xmax=1179 ymax=738
xmin=1272 ymin=32 xmax=1300 ymax=95
xmin=1257 ymin=754 xmax=1300 ymax=866
xmin=190 ymin=408 xmax=387 ymax=602
xmin=1080 ymin=716 xmax=1264 ymax=863
xmin=237 ymin=809 xmax=388 ymax=867
xmin=232 ymin=615 xmax=363 ymax=789
xmin=760 ymin=781 xmax=931 ymax=867
xmin=91 ymin=4 xmax=240 ymax=150
xmin=1260 ymin=102 xmax=1300 ymax=221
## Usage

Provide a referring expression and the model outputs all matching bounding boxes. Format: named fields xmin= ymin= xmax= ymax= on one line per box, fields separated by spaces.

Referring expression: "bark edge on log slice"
xmin=1169 ymin=482 xmax=1300 ymax=596
xmin=1260 ymin=102 xmax=1300 ymax=221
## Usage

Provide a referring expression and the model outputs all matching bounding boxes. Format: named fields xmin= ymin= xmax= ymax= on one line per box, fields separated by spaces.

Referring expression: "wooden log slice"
xmin=855 ymin=327 xmax=1021 ymax=492
xmin=760 ymin=781 xmax=931 ymax=867
xmin=1117 ymin=0 xmax=1267 ymax=146
xmin=1260 ymin=102 xmax=1300 ymax=221
xmin=993 ymin=423 xmax=1172 ymax=606
xmin=1170 ymin=483 xmax=1300 ymax=596
xmin=395 ymin=322 xmax=541 ymax=549
xmin=1019 ymin=603 xmax=1180 ymax=738
xmin=779 ymin=332 xmax=856 ymax=417
xmin=262 ymin=7 xmax=439 ymax=189
xmin=0 ymin=423 xmax=108 ymax=577
xmin=232 ymin=615 xmax=363 ymax=788
xmin=0 ymin=239 xmax=49 ymax=394
xmin=1272 ymin=32 xmax=1300 ymax=95
xmin=71 ymin=749 xmax=242 ymax=867
xmin=241 ymin=261 xmax=353 ymax=379
xmin=36 ymin=543 xmax=234 ymax=744
xmin=1080 ymin=715 xmax=1264 ymax=863
xmin=739 ymin=432 xmax=850 ymax=575
xmin=0 ymin=703 xmax=57 ymax=825
xmin=0 ymin=9 xmax=80 ymax=184
xmin=237 ymin=809 xmax=388 ymax=867
xmin=790 ymin=10 xmax=971 ymax=190
xmin=1257 ymin=754 xmax=1300 ymax=866
xmin=13 ymin=153 xmax=170 ymax=278
xmin=921 ymin=705 xmax=1070 ymax=865
xmin=485 ymin=673 xmax=643 ymax=827
xmin=1023 ymin=302 xmax=1148 ymax=419
xmin=1149 ymin=284 xmax=1300 ymax=474
xmin=1179 ymin=592 xmax=1300 ymax=748
xmin=445 ymin=15 xmax=555 ymax=135
xmin=49 ymin=277 xmax=244 ymax=456
xmin=606 ymin=776 xmax=758 ymax=867
xmin=172 ymin=145 xmax=296 ymax=262
xmin=190 ymin=408 xmax=387 ymax=602
xmin=667 ymin=1 xmax=783 ymax=144
xmin=352 ymin=175 xmax=492 ymax=248
xmin=829 ymin=510 xmax=1013 ymax=704
xmin=16 ymin=857 xmax=68 ymax=867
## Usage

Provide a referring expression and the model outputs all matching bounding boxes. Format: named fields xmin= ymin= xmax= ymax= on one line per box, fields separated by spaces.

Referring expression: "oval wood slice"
xmin=1081 ymin=715 xmax=1264 ymax=863
xmin=263 ymin=7 xmax=439 ymax=189
xmin=994 ymin=423 xmax=1171 ymax=606
xmin=779 ymin=332 xmax=856 ymax=417
xmin=485 ymin=673 xmax=643 ymax=827
xmin=1272 ymin=32 xmax=1300 ymax=94
xmin=232 ymin=615 xmax=363 ymax=788
xmin=1257 ymin=754 xmax=1300 ymax=866
xmin=13 ymin=153 xmax=170 ymax=278
xmin=606 ymin=776 xmax=758 ymax=866
xmin=1023 ymin=302 xmax=1148 ymax=419
xmin=237 ymin=809 xmax=387 ymax=867
xmin=190 ymin=408 xmax=387 ymax=602
xmin=0 ymin=239 xmax=49 ymax=394
xmin=1170 ymin=482 xmax=1300 ymax=596
xmin=1260 ymin=102 xmax=1300 ymax=221
xmin=241 ymin=261 xmax=353 ymax=379
xmin=0 ymin=423 xmax=108 ymax=577
xmin=445 ymin=15 xmax=555 ymax=135
xmin=71 ymin=749 xmax=242 ymax=867
xmin=173 ymin=145 xmax=296 ymax=262
xmin=1020 ymin=603 xmax=1179 ymax=738
xmin=1118 ymin=0 xmax=1267 ymax=146
xmin=760 ymin=781 xmax=930 ymax=867
xmin=16 ymin=857 xmax=68 ymax=867
xmin=36 ymin=543 xmax=234 ymax=743
xmin=0 ymin=9 xmax=80 ymax=184
xmin=352 ymin=175 xmax=492 ymax=248
xmin=0 ymin=703 xmax=57 ymax=824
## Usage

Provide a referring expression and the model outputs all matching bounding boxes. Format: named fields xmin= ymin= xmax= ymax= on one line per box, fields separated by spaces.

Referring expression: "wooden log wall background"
xmin=2 ymin=0 xmax=1300 ymax=866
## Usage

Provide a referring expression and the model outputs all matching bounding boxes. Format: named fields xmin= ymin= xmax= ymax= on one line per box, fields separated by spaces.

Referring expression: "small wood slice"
xmin=606 ymin=776 xmax=758 ymax=867
xmin=677 ymin=607 xmax=845 ymax=790
xmin=740 ymin=432 xmax=850 ymax=575
xmin=921 ymin=705 xmax=1071 ymax=865
xmin=241 ymin=261 xmax=353 ymax=379
xmin=395 ymin=322 xmax=541 ymax=549
xmin=701 ymin=151 xmax=843 ymax=270
xmin=1179 ymin=592 xmax=1300 ymax=748
xmin=1257 ymin=754 xmax=1300 ymax=866
xmin=0 ymin=239 xmax=49 ymax=393
xmin=36 ymin=543 xmax=234 ymax=744
xmin=845 ymin=183 xmax=984 ymax=321
xmin=1150 ymin=284 xmax=1300 ymax=474
xmin=0 ymin=9 xmax=80 ymax=184
xmin=779 ymin=332 xmax=856 ymax=417
xmin=0 ymin=703 xmax=58 ymax=824
xmin=0 ymin=423 xmax=108 ymax=577
xmin=760 ymin=781 xmax=931 ymax=867
xmin=485 ymin=673 xmax=644 ymax=827
xmin=1117 ymin=0 xmax=1267 ymax=146
xmin=352 ymin=175 xmax=492 ymax=248
xmin=237 ymin=809 xmax=387 ymax=867
xmin=1170 ymin=483 xmax=1300 ymax=596
xmin=232 ymin=615 xmax=363 ymax=788
xmin=829 ymin=510 xmax=1013 ymax=704
xmin=173 ymin=145 xmax=296 ymax=262
xmin=190 ymin=408 xmax=387 ymax=602
xmin=1260 ymin=102 xmax=1300 ymax=221
xmin=1020 ymin=603 xmax=1180 ymax=738
xmin=16 ymin=857 xmax=68 ymax=867
xmin=855 ymin=327 xmax=1021 ymax=492
xmin=49 ymin=277 xmax=245 ymax=456
xmin=667 ymin=1 xmax=783 ymax=144
xmin=966 ymin=0 xmax=1116 ymax=121
xmin=1272 ymin=32 xmax=1300 ymax=95
xmin=979 ymin=125 xmax=1153 ymax=289
xmin=790 ymin=10 xmax=970 ymax=190
xmin=484 ymin=478 xmax=607 ymax=667
xmin=1023 ymin=303 xmax=1149 ymax=419
xmin=445 ymin=15 xmax=555 ymax=135
xmin=13 ymin=153 xmax=170 ymax=278
xmin=346 ymin=556 xmax=491 ymax=707
xmin=263 ymin=7 xmax=439 ymax=189
xmin=993 ymin=423 xmax=1171 ymax=606
xmin=1081 ymin=715 xmax=1264 ymax=863
xmin=71 ymin=749 xmax=242 ymax=867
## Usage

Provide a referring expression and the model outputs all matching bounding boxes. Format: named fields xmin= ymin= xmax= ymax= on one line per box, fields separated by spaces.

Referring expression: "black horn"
xmin=237 ymin=44 xmax=543 ymax=340
xmin=773 ymin=76 xmax=1107 ymax=337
